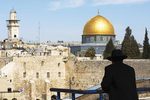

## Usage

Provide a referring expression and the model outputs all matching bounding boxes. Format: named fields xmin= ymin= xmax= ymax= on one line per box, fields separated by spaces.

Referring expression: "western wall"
xmin=66 ymin=58 xmax=150 ymax=90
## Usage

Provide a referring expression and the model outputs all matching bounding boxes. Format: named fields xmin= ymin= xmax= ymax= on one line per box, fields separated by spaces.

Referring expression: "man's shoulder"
xmin=105 ymin=64 xmax=113 ymax=70
xmin=105 ymin=63 xmax=135 ymax=71
xmin=122 ymin=63 xmax=134 ymax=70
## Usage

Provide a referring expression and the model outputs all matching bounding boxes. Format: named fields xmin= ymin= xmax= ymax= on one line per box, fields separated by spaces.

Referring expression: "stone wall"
xmin=67 ymin=59 xmax=150 ymax=90
xmin=66 ymin=59 xmax=150 ymax=100
xmin=0 ymin=56 xmax=150 ymax=100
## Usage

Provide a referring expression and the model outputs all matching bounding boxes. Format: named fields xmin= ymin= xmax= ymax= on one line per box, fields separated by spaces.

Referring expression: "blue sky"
xmin=0 ymin=0 xmax=150 ymax=44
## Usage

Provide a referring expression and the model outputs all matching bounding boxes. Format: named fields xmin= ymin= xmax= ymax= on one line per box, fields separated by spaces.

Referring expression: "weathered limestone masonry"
xmin=11 ymin=56 xmax=67 ymax=100
xmin=124 ymin=59 xmax=150 ymax=79
xmin=0 ymin=56 xmax=150 ymax=99
xmin=67 ymin=59 xmax=150 ymax=90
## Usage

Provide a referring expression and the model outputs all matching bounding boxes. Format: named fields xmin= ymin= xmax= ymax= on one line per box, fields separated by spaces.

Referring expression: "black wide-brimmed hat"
xmin=107 ymin=49 xmax=127 ymax=61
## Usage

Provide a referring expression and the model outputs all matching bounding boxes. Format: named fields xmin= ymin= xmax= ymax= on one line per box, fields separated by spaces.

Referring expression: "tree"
xmin=121 ymin=26 xmax=132 ymax=58
xmin=103 ymin=38 xmax=115 ymax=59
xmin=130 ymin=35 xmax=140 ymax=58
xmin=121 ymin=26 xmax=140 ymax=58
xmin=85 ymin=47 xmax=96 ymax=59
xmin=142 ymin=28 xmax=150 ymax=59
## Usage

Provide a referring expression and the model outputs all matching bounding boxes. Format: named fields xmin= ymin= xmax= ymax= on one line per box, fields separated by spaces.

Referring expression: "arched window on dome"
xmin=100 ymin=36 xmax=103 ymax=41
xmin=106 ymin=36 xmax=109 ymax=41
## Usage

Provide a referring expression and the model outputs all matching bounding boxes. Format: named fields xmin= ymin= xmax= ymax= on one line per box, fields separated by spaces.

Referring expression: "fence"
xmin=50 ymin=87 xmax=150 ymax=100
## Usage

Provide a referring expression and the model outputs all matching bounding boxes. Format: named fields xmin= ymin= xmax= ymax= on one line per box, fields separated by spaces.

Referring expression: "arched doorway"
xmin=12 ymin=98 xmax=17 ymax=100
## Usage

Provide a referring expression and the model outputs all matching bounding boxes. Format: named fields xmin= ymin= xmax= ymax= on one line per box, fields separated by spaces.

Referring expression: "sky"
xmin=0 ymin=0 xmax=150 ymax=44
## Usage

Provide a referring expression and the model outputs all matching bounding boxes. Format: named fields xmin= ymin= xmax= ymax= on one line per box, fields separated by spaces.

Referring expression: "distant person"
xmin=51 ymin=95 xmax=56 ymax=100
xmin=101 ymin=49 xmax=138 ymax=100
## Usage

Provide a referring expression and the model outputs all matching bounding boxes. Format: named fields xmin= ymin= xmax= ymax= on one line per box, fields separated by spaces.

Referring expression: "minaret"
xmin=7 ymin=9 xmax=20 ymax=40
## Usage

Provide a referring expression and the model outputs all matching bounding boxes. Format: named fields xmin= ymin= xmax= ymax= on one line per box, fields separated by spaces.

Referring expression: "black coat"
xmin=101 ymin=62 xmax=138 ymax=100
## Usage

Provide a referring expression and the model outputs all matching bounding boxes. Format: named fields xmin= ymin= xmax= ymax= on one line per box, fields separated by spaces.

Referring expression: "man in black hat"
xmin=101 ymin=49 xmax=138 ymax=100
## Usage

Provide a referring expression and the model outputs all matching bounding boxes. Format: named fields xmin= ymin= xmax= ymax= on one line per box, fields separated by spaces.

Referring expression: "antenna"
xmin=38 ymin=22 xmax=41 ymax=45
xmin=97 ymin=9 xmax=100 ymax=15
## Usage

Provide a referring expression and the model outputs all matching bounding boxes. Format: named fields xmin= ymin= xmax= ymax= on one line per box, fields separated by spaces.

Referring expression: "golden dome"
xmin=83 ymin=15 xmax=115 ymax=35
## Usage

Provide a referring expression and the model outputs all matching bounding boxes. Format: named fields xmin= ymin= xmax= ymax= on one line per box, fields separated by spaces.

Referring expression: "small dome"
xmin=83 ymin=15 xmax=115 ymax=36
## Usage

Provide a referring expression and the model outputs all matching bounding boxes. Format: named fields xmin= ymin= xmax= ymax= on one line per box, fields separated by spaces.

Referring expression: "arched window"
xmin=36 ymin=72 xmax=39 ymax=78
xmin=8 ymin=88 xmax=12 ymax=92
xmin=23 ymin=72 xmax=26 ymax=78
xmin=14 ymin=35 xmax=17 ymax=38
xmin=58 ymin=63 xmax=60 ymax=67
xmin=41 ymin=61 xmax=44 ymax=66
xmin=3 ymin=98 xmax=8 ymax=100
xmin=47 ymin=72 xmax=50 ymax=78
xmin=23 ymin=62 xmax=26 ymax=67
xmin=58 ymin=72 xmax=61 ymax=77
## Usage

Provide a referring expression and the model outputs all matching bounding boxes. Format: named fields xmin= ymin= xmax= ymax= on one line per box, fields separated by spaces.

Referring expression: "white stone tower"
xmin=7 ymin=9 xmax=20 ymax=40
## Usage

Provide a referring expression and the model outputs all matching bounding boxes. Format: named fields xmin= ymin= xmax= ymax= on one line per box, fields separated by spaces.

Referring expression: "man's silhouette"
xmin=101 ymin=49 xmax=138 ymax=100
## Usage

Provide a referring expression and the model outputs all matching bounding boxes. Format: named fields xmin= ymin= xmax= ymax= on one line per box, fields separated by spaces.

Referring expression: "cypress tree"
xmin=103 ymin=38 xmax=115 ymax=59
xmin=122 ymin=26 xmax=140 ymax=58
xmin=142 ymin=28 xmax=150 ymax=59
xmin=149 ymin=45 xmax=150 ymax=58
xmin=130 ymin=35 xmax=140 ymax=58
xmin=121 ymin=26 xmax=132 ymax=58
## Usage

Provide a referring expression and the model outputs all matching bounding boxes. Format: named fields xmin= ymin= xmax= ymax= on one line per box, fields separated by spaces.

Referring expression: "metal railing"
xmin=50 ymin=88 xmax=103 ymax=100
xmin=50 ymin=87 xmax=150 ymax=100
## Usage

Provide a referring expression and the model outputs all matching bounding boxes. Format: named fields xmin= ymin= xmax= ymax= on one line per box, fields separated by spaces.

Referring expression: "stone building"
xmin=0 ymin=46 xmax=70 ymax=100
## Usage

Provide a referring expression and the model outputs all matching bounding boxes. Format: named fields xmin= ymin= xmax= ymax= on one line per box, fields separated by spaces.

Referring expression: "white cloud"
xmin=48 ymin=1 xmax=61 ymax=11
xmin=48 ymin=0 xmax=150 ymax=11
xmin=48 ymin=0 xmax=85 ymax=11
xmin=93 ymin=0 xmax=150 ymax=5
